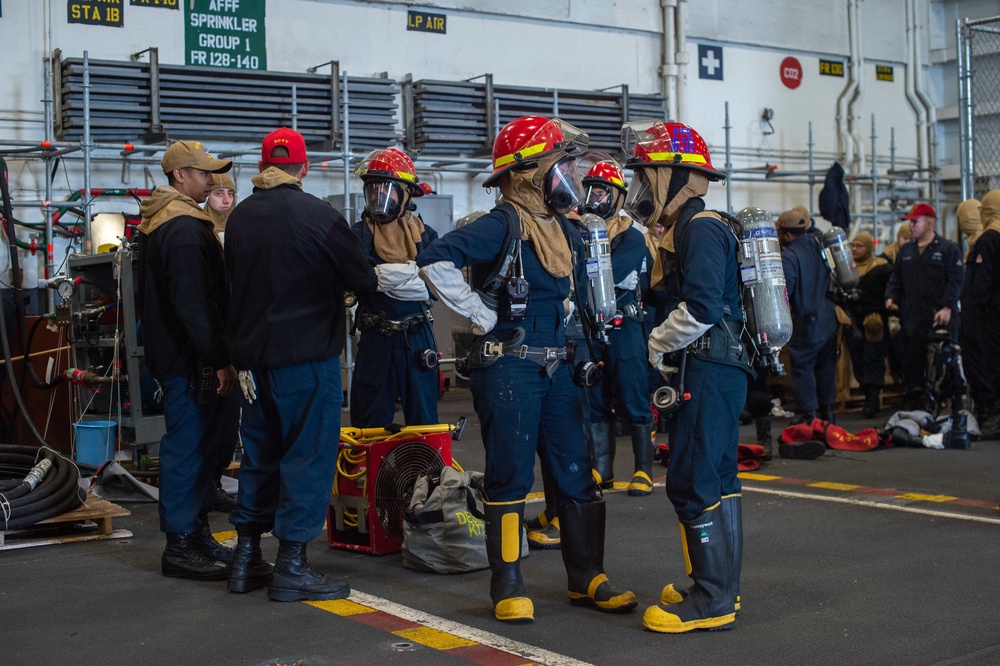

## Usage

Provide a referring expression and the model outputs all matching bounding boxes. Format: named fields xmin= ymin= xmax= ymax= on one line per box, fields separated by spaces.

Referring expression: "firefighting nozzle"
xmin=821 ymin=227 xmax=859 ymax=290
xmin=577 ymin=213 xmax=616 ymax=326
xmin=735 ymin=207 xmax=792 ymax=376
xmin=415 ymin=348 xmax=440 ymax=371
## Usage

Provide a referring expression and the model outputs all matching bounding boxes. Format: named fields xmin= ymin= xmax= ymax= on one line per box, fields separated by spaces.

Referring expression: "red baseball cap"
xmin=261 ymin=127 xmax=308 ymax=164
xmin=902 ymin=203 xmax=936 ymax=220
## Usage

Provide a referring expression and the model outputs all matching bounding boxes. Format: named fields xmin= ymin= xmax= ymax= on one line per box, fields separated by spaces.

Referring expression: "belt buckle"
xmin=483 ymin=340 xmax=504 ymax=357
xmin=543 ymin=347 xmax=559 ymax=361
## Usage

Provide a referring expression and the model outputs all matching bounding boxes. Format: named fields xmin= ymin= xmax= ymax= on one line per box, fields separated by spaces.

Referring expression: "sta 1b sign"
xmin=68 ymin=0 xmax=124 ymax=26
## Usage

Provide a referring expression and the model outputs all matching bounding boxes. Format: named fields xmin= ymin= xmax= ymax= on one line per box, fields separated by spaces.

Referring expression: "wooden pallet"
xmin=0 ymin=494 xmax=132 ymax=551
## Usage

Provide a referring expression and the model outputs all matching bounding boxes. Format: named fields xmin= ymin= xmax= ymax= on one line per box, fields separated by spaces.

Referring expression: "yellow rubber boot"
xmin=484 ymin=501 xmax=533 ymax=623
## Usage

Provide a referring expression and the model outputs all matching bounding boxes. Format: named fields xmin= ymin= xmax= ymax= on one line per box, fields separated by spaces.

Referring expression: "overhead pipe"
xmin=847 ymin=0 xmax=866 ymax=177
xmin=903 ymin=0 xmax=927 ymax=171
xmin=660 ymin=0 xmax=679 ymax=121
xmin=835 ymin=0 xmax=859 ymax=169
xmin=911 ymin=0 xmax=937 ymax=175
xmin=675 ymin=0 xmax=688 ymax=122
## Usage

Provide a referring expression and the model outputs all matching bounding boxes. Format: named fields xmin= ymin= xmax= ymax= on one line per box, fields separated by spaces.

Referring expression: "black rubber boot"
xmin=754 ymin=417 xmax=773 ymax=460
xmin=946 ymin=410 xmax=971 ymax=449
xmin=644 ymin=505 xmax=735 ymax=633
xmin=862 ymin=386 xmax=881 ymax=419
xmin=162 ymin=533 xmax=230 ymax=581
xmin=190 ymin=514 xmax=234 ymax=564
xmin=227 ymin=524 xmax=273 ymax=594
xmin=627 ymin=423 xmax=655 ymax=496
xmin=588 ymin=421 xmax=616 ymax=489
xmin=268 ymin=541 xmax=350 ymax=602
xmin=484 ymin=502 xmax=533 ymax=623
xmin=660 ymin=495 xmax=743 ymax=614
xmin=525 ymin=463 xmax=560 ymax=548
xmin=818 ymin=405 xmax=835 ymax=424
xmin=557 ymin=497 xmax=637 ymax=613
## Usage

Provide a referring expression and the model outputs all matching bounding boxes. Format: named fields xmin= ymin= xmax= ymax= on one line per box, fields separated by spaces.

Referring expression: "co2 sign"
xmin=781 ymin=57 xmax=803 ymax=89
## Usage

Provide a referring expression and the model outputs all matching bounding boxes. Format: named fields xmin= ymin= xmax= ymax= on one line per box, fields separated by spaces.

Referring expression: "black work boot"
xmin=627 ymin=423 xmax=655 ymax=496
xmin=268 ymin=541 xmax=350 ymax=602
xmin=862 ymin=386 xmax=881 ymax=419
xmin=790 ymin=410 xmax=816 ymax=425
xmin=227 ymin=524 xmax=273 ymax=594
xmin=213 ymin=474 xmax=238 ymax=513
xmin=558 ymin=497 xmax=637 ymax=613
xmin=162 ymin=533 xmax=230 ymax=581
xmin=588 ymin=421 xmax=616 ymax=489
xmin=660 ymin=494 xmax=743 ymax=614
xmin=525 ymin=465 xmax=560 ymax=549
xmin=946 ymin=410 xmax=971 ymax=449
xmin=644 ymin=506 xmax=735 ymax=633
xmin=485 ymin=502 xmax=533 ymax=622
xmin=754 ymin=417 xmax=773 ymax=460
xmin=191 ymin=514 xmax=235 ymax=564
xmin=818 ymin=405 xmax=835 ymax=424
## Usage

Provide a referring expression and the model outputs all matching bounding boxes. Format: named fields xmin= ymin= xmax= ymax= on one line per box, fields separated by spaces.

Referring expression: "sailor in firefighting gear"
xmin=577 ymin=156 xmax=655 ymax=496
xmin=627 ymin=120 xmax=751 ymax=633
xmin=776 ymin=207 xmax=838 ymax=424
xmin=965 ymin=191 xmax=1000 ymax=439
xmin=350 ymin=148 xmax=440 ymax=427
xmin=417 ymin=116 xmax=636 ymax=623
xmin=843 ymin=232 xmax=892 ymax=418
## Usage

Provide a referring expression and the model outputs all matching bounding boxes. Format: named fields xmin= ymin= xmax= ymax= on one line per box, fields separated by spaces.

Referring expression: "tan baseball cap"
xmin=161 ymin=140 xmax=232 ymax=175
xmin=776 ymin=208 xmax=809 ymax=229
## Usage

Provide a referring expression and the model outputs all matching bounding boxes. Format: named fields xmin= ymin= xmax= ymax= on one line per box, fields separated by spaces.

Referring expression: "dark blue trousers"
xmin=158 ymin=375 xmax=236 ymax=534
xmin=350 ymin=324 xmax=438 ymax=427
xmin=845 ymin=329 xmax=888 ymax=387
xmin=471 ymin=344 xmax=594 ymax=504
xmin=788 ymin=329 xmax=838 ymax=411
xmin=588 ymin=318 xmax=652 ymax=424
xmin=230 ymin=357 xmax=342 ymax=543
xmin=666 ymin=358 xmax=746 ymax=521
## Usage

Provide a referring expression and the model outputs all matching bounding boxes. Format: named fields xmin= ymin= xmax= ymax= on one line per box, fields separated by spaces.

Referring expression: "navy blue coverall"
xmin=589 ymin=226 xmax=653 ymax=426
xmin=782 ymin=233 xmax=838 ymax=413
xmin=350 ymin=219 xmax=439 ymax=427
xmin=664 ymin=201 xmax=750 ymax=520
xmin=885 ymin=235 xmax=964 ymax=396
xmin=416 ymin=210 xmax=594 ymax=504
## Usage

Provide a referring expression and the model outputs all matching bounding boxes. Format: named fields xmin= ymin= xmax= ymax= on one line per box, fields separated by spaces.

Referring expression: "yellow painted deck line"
xmin=393 ymin=626 xmax=478 ymax=650
xmin=743 ymin=485 xmax=1000 ymax=525
xmin=329 ymin=590 xmax=593 ymax=666
xmin=896 ymin=493 xmax=959 ymax=503
xmin=808 ymin=482 xmax=861 ymax=491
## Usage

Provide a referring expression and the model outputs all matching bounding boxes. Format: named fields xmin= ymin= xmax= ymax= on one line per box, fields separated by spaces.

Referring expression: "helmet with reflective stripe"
xmin=484 ymin=116 xmax=588 ymax=187
xmin=355 ymin=147 xmax=424 ymax=196
xmin=583 ymin=160 xmax=627 ymax=194
xmin=621 ymin=120 xmax=725 ymax=181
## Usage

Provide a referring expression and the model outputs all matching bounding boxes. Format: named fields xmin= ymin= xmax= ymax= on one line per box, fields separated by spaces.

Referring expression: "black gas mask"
xmin=581 ymin=182 xmax=624 ymax=220
xmin=545 ymin=157 xmax=586 ymax=215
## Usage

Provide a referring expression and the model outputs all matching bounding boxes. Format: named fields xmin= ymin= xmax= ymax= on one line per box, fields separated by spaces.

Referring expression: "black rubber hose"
xmin=0 ymin=445 xmax=84 ymax=530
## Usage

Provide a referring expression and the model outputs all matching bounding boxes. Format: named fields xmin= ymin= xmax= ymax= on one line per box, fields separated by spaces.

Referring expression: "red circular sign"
xmin=780 ymin=57 xmax=803 ymax=89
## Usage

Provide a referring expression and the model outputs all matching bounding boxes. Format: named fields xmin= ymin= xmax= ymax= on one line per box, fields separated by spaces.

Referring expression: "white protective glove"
xmin=374 ymin=261 xmax=430 ymax=301
xmin=238 ymin=370 xmax=257 ymax=404
xmin=648 ymin=301 xmax=714 ymax=356
xmin=616 ymin=269 xmax=639 ymax=291
xmin=648 ymin=349 xmax=679 ymax=381
xmin=419 ymin=261 xmax=497 ymax=335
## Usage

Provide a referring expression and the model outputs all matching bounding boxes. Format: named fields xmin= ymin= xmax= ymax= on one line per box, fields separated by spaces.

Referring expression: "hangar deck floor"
xmin=4 ymin=388 xmax=999 ymax=666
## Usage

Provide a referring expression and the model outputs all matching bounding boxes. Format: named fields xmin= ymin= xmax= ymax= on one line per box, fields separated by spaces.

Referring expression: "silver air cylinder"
xmin=736 ymin=207 xmax=793 ymax=375
xmin=577 ymin=213 xmax=616 ymax=325
xmin=822 ymin=227 xmax=859 ymax=289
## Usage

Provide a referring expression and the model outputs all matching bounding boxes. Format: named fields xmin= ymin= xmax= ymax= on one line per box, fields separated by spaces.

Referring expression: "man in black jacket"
xmin=225 ymin=128 xmax=377 ymax=600
xmin=137 ymin=140 xmax=239 ymax=581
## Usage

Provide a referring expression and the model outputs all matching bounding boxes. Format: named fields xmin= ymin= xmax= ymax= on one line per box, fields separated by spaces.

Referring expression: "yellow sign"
xmin=876 ymin=65 xmax=894 ymax=82
xmin=819 ymin=60 xmax=844 ymax=77
xmin=68 ymin=0 xmax=123 ymax=26
xmin=407 ymin=10 xmax=446 ymax=34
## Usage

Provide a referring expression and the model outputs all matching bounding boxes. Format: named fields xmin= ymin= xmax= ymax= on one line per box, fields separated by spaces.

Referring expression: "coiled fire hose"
xmin=0 ymin=445 xmax=85 ymax=531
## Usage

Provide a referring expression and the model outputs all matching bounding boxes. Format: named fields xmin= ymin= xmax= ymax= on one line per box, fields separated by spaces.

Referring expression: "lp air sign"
xmin=781 ymin=57 xmax=803 ymax=89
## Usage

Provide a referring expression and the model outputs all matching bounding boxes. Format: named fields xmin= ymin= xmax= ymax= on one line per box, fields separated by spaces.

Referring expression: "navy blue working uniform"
xmin=589 ymin=226 xmax=652 ymax=425
xmin=226 ymin=177 xmax=376 ymax=543
xmin=781 ymin=233 xmax=838 ymax=414
xmin=665 ymin=203 xmax=750 ymax=520
xmin=969 ymin=229 xmax=1000 ymax=400
xmin=885 ymin=235 xmax=963 ymax=396
xmin=350 ymin=219 xmax=439 ymax=427
xmin=416 ymin=210 xmax=593 ymax=504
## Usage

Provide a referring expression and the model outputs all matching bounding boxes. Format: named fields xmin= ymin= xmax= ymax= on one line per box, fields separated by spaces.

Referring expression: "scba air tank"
xmin=578 ymin=213 xmax=616 ymax=325
xmin=735 ymin=207 xmax=793 ymax=375
xmin=822 ymin=227 xmax=859 ymax=289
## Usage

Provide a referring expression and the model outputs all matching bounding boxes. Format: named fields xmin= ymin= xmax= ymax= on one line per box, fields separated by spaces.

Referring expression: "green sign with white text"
xmin=185 ymin=0 xmax=266 ymax=71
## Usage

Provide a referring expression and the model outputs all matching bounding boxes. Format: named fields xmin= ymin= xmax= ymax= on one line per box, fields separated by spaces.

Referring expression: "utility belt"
xmin=467 ymin=327 xmax=569 ymax=377
xmin=688 ymin=320 xmax=753 ymax=375
xmin=358 ymin=309 xmax=432 ymax=335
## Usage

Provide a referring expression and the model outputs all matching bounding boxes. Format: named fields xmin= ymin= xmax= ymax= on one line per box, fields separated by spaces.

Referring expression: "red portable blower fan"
xmin=328 ymin=431 xmax=453 ymax=555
